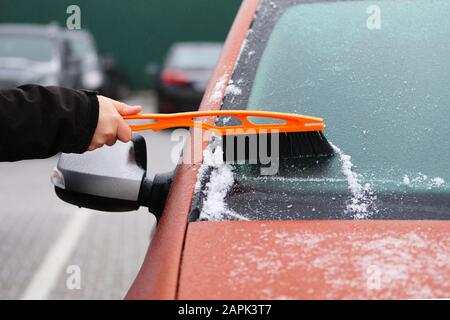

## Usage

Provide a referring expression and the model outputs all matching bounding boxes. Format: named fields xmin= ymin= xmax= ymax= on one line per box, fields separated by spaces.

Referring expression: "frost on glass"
xmin=221 ymin=0 xmax=450 ymax=220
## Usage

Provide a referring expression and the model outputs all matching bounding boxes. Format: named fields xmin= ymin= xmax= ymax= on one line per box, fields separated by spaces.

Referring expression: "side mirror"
xmin=51 ymin=135 xmax=173 ymax=218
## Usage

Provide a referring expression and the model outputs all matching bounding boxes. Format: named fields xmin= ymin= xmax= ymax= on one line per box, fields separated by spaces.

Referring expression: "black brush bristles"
xmin=278 ymin=131 xmax=334 ymax=159
xmin=222 ymin=131 xmax=334 ymax=163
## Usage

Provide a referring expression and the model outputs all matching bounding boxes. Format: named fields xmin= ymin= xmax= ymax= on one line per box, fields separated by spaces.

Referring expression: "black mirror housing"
xmin=51 ymin=135 xmax=172 ymax=217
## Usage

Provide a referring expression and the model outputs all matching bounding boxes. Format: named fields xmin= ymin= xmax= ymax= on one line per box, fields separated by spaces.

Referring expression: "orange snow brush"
xmin=124 ymin=110 xmax=333 ymax=158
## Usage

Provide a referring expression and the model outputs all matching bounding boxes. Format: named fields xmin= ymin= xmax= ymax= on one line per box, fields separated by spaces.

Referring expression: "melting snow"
xmin=236 ymin=38 xmax=249 ymax=65
xmin=198 ymin=138 xmax=248 ymax=221
xmin=431 ymin=177 xmax=445 ymax=187
xmin=221 ymin=116 xmax=232 ymax=125
xmin=225 ymin=82 xmax=242 ymax=96
xmin=209 ymin=74 xmax=228 ymax=105
xmin=403 ymin=175 xmax=411 ymax=185
xmin=403 ymin=174 xmax=445 ymax=188
xmin=331 ymin=143 xmax=377 ymax=219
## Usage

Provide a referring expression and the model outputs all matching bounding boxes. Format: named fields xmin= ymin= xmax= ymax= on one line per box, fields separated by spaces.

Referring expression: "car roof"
xmin=62 ymin=29 xmax=94 ymax=42
xmin=170 ymin=42 xmax=223 ymax=51
xmin=165 ymin=41 xmax=224 ymax=69
xmin=0 ymin=23 xmax=63 ymax=38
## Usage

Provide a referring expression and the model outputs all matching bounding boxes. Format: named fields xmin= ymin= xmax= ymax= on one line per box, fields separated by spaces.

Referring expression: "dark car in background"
xmin=0 ymin=23 xmax=129 ymax=99
xmin=63 ymin=30 xmax=104 ymax=92
xmin=0 ymin=24 xmax=81 ymax=89
xmin=64 ymin=30 xmax=130 ymax=99
xmin=98 ymin=53 xmax=130 ymax=100
xmin=156 ymin=42 xmax=222 ymax=113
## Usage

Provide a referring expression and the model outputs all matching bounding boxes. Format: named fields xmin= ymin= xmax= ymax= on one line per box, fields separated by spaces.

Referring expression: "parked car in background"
xmin=0 ymin=24 xmax=81 ymax=89
xmin=0 ymin=24 xmax=129 ymax=99
xmin=63 ymin=30 xmax=104 ymax=92
xmin=64 ymin=30 xmax=130 ymax=99
xmin=98 ymin=53 xmax=130 ymax=100
xmin=156 ymin=42 xmax=222 ymax=113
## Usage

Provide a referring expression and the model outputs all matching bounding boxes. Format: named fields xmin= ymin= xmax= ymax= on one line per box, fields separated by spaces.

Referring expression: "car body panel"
xmin=127 ymin=0 xmax=450 ymax=299
xmin=178 ymin=220 xmax=450 ymax=299
xmin=125 ymin=0 xmax=260 ymax=300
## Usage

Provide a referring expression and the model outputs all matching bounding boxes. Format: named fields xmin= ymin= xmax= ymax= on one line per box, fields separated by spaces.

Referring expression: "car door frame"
xmin=125 ymin=0 xmax=261 ymax=300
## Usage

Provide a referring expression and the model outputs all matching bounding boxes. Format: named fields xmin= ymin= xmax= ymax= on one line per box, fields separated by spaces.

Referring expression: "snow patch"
xmin=209 ymin=74 xmax=228 ymax=105
xmin=403 ymin=175 xmax=411 ymax=185
xmin=225 ymin=83 xmax=242 ymax=96
xmin=198 ymin=138 xmax=248 ymax=221
xmin=331 ymin=143 xmax=377 ymax=219
xmin=403 ymin=173 xmax=445 ymax=188
xmin=236 ymin=38 xmax=248 ymax=65
xmin=430 ymin=177 xmax=445 ymax=187
xmin=221 ymin=116 xmax=232 ymax=125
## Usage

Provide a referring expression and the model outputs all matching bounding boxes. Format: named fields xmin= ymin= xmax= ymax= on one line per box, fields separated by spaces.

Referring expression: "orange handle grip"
xmin=123 ymin=110 xmax=324 ymax=135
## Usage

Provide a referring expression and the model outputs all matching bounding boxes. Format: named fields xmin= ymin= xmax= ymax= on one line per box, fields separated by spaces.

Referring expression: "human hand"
xmin=88 ymin=95 xmax=142 ymax=151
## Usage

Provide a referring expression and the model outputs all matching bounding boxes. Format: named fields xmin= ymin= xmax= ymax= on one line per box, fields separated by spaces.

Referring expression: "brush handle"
xmin=123 ymin=110 xmax=324 ymax=134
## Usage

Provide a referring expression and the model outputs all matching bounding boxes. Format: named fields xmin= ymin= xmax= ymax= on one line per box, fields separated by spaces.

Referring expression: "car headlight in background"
xmin=82 ymin=70 xmax=103 ymax=90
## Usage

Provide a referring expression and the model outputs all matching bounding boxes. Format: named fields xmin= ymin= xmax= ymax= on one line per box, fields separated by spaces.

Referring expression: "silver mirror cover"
xmin=55 ymin=137 xmax=146 ymax=202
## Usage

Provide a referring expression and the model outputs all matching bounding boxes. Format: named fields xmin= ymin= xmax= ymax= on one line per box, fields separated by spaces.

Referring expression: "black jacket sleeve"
xmin=0 ymin=85 xmax=99 ymax=162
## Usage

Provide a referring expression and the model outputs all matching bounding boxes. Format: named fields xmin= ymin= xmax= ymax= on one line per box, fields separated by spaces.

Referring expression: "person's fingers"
xmin=88 ymin=119 xmax=118 ymax=150
xmin=111 ymin=99 xmax=141 ymax=115
xmin=117 ymin=119 xmax=133 ymax=143
xmin=87 ymin=96 xmax=138 ymax=152
xmin=88 ymin=142 xmax=102 ymax=151
xmin=105 ymin=138 xmax=117 ymax=146
xmin=104 ymin=128 xmax=118 ymax=146
xmin=106 ymin=115 xmax=120 ymax=146
xmin=88 ymin=134 xmax=117 ymax=150
xmin=118 ymin=105 xmax=142 ymax=116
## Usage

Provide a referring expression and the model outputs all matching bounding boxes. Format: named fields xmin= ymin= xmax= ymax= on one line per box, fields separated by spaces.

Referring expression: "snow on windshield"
xmin=196 ymin=137 xmax=248 ymax=221
xmin=331 ymin=142 xmax=378 ymax=219
xmin=209 ymin=0 xmax=450 ymax=221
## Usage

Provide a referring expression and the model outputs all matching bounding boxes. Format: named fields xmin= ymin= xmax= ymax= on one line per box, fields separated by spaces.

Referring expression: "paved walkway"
xmin=0 ymin=91 xmax=178 ymax=299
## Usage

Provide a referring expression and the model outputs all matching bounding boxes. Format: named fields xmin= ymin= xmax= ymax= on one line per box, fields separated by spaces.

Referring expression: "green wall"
xmin=0 ymin=0 xmax=241 ymax=88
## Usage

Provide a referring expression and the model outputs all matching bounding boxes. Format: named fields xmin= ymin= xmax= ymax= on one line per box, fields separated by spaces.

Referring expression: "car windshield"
xmin=168 ymin=44 xmax=222 ymax=69
xmin=68 ymin=35 xmax=97 ymax=62
xmin=0 ymin=35 xmax=55 ymax=62
xmin=196 ymin=0 xmax=450 ymax=221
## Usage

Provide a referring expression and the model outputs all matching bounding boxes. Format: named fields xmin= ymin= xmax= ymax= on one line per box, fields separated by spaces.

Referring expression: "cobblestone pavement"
xmin=0 ymin=91 xmax=179 ymax=299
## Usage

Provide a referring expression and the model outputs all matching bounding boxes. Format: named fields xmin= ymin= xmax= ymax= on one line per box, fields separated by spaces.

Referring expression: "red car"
xmin=156 ymin=42 xmax=223 ymax=113
xmin=54 ymin=0 xmax=450 ymax=299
